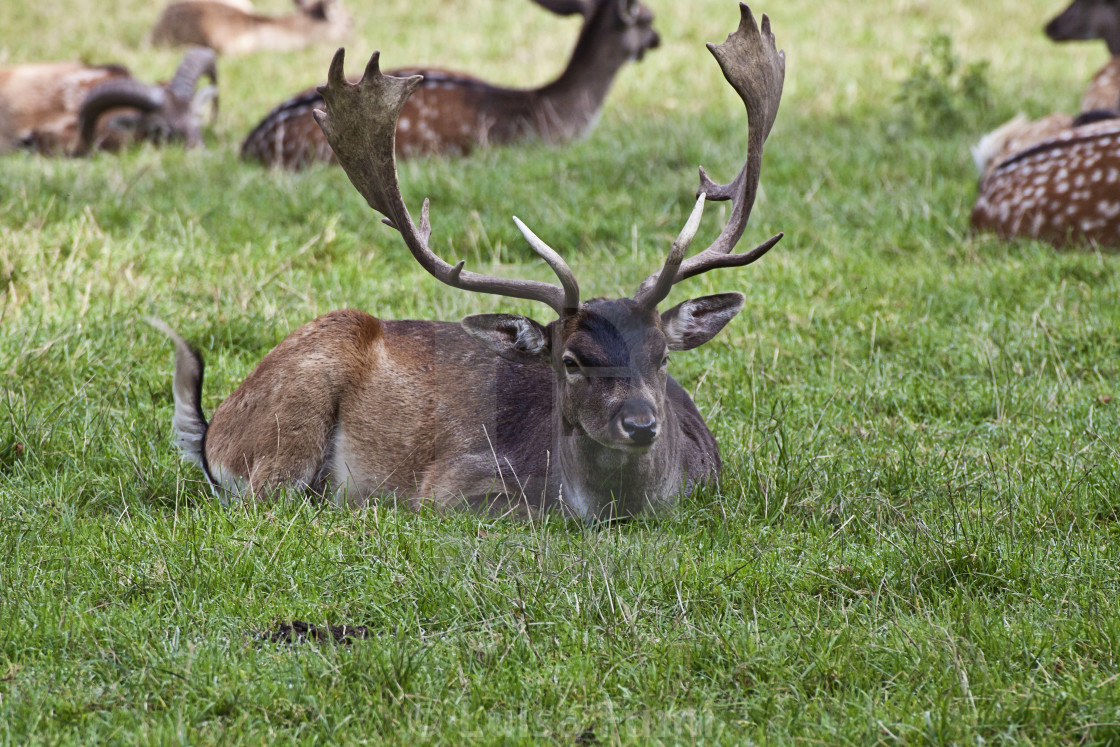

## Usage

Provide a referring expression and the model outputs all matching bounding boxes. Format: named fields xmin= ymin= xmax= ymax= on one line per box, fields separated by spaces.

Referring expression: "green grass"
xmin=3 ymin=0 xmax=1120 ymax=742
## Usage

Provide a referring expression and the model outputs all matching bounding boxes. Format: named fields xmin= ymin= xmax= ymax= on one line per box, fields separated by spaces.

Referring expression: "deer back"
xmin=241 ymin=71 xmax=540 ymax=167
xmin=199 ymin=310 xmax=556 ymax=508
xmin=151 ymin=0 xmax=350 ymax=55
xmin=0 ymin=62 xmax=129 ymax=153
xmin=972 ymin=118 xmax=1120 ymax=246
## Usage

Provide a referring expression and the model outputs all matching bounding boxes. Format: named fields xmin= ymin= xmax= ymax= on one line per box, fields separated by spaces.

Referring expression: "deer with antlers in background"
xmin=151 ymin=0 xmax=351 ymax=55
xmin=0 ymin=48 xmax=217 ymax=155
xmin=239 ymin=0 xmax=659 ymax=169
xmin=155 ymin=4 xmax=784 ymax=520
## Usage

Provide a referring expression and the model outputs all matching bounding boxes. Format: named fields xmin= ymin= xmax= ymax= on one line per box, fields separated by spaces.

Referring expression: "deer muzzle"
xmin=615 ymin=399 xmax=659 ymax=449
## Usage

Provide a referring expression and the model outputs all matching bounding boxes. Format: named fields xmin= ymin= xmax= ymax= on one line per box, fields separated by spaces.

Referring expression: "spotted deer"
xmin=155 ymin=4 xmax=785 ymax=521
xmin=151 ymin=0 xmax=351 ymax=55
xmin=971 ymin=116 xmax=1120 ymax=245
xmin=239 ymin=0 xmax=659 ymax=169
xmin=0 ymin=48 xmax=217 ymax=155
xmin=970 ymin=1 xmax=1120 ymax=245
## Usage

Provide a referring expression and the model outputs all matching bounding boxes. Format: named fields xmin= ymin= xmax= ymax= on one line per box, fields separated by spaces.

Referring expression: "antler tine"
xmin=313 ymin=48 xmax=574 ymax=317
xmin=512 ymin=217 xmax=580 ymax=312
xmin=635 ymin=3 xmax=785 ymax=309
xmin=167 ymin=46 xmax=218 ymax=104
xmin=637 ymin=191 xmax=707 ymax=310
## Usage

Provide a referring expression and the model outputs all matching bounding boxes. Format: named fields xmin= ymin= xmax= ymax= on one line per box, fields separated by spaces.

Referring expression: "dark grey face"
xmin=1046 ymin=0 xmax=1120 ymax=54
xmin=612 ymin=0 xmax=660 ymax=61
xmin=555 ymin=300 xmax=668 ymax=451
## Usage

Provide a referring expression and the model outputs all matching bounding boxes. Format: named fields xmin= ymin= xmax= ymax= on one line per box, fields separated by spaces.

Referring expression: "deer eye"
xmin=661 ymin=355 xmax=670 ymax=369
xmin=562 ymin=355 xmax=582 ymax=373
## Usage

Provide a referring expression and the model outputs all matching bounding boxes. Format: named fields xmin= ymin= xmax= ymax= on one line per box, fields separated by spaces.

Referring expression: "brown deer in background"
xmin=155 ymin=4 xmax=786 ymax=520
xmin=239 ymin=0 xmax=660 ymax=169
xmin=0 ymin=48 xmax=217 ymax=155
xmin=971 ymin=117 xmax=1120 ymax=246
xmin=151 ymin=0 xmax=351 ymax=55
xmin=971 ymin=1 xmax=1120 ymax=245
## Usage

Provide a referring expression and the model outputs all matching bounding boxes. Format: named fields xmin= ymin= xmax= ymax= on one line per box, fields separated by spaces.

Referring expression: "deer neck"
xmin=551 ymin=406 xmax=683 ymax=521
xmin=532 ymin=26 xmax=635 ymax=141
xmin=1082 ymin=57 xmax=1120 ymax=112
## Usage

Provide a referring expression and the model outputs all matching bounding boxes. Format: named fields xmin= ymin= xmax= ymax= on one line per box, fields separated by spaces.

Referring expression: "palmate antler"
xmin=314 ymin=2 xmax=784 ymax=317
xmin=313 ymin=50 xmax=581 ymax=316
xmin=634 ymin=3 xmax=786 ymax=310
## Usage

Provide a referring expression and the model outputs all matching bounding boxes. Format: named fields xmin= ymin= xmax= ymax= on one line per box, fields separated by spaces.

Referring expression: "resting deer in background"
xmin=151 ymin=0 xmax=351 ymax=55
xmin=0 ymin=48 xmax=217 ymax=155
xmin=239 ymin=0 xmax=660 ymax=169
xmin=970 ymin=116 xmax=1120 ymax=246
xmin=970 ymin=1 xmax=1120 ymax=245
xmin=155 ymin=4 xmax=786 ymax=520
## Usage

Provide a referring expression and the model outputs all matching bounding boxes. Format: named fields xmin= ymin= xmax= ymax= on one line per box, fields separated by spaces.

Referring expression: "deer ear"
xmin=461 ymin=314 xmax=552 ymax=364
xmin=661 ymin=292 xmax=745 ymax=351
xmin=531 ymin=0 xmax=591 ymax=17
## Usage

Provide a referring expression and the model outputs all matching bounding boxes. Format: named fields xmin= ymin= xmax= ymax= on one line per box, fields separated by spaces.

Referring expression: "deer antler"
xmin=313 ymin=49 xmax=580 ymax=316
xmin=634 ymin=3 xmax=785 ymax=310
xmin=167 ymin=46 xmax=218 ymax=106
xmin=76 ymin=78 xmax=166 ymax=154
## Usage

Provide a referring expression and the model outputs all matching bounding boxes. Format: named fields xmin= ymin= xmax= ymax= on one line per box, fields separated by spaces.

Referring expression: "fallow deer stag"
xmin=0 ymin=48 xmax=217 ymax=155
xmin=156 ymin=4 xmax=785 ymax=520
xmin=239 ymin=0 xmax=659 ymax=169
xmin=151 ymin=0 xmax=351 ymax=55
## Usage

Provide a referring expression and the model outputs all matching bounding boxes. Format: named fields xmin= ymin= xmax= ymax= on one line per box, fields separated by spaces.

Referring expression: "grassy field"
xmin=3 ymin=0 xmax=1120 ymax=742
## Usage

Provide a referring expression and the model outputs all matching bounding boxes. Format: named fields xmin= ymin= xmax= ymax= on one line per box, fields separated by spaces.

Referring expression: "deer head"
xmin=312 ymin=3 xmax=783 ymax=461
xmin=538 ymin=0 xmax=660 ymax=63
xmin=1046 ymin=0 xmax=1120 ymax=55
xmin=76 ymin=47 xmax=217 ymax=153
xmin=292 ymin=0 xmax=351 ymax=39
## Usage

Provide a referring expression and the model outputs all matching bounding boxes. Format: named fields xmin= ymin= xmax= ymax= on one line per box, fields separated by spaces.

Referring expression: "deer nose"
xmin=622 ymin=413 xmax=659 ymax=446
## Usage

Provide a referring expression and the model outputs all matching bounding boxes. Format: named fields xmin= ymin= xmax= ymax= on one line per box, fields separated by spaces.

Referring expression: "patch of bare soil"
xmin=260 ymin=619 xmax=373 ymax=644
